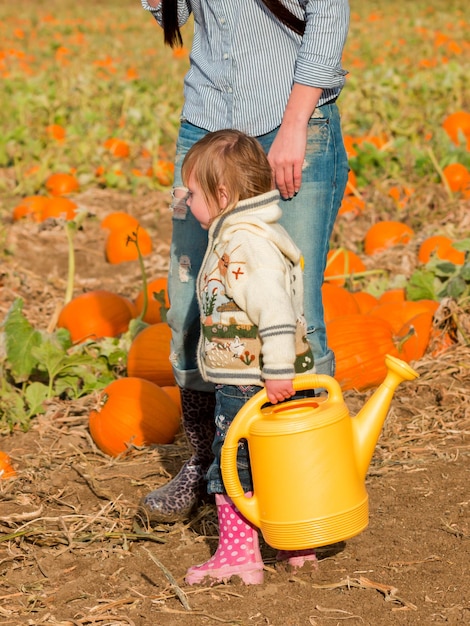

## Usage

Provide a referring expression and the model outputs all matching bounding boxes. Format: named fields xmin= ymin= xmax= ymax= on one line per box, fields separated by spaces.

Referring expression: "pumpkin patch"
xmin=1 ymin=0 xmax=469 ymax=621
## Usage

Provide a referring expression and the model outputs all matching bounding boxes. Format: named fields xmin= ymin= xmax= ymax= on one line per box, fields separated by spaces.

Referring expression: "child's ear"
xmin=218 ymin=185 xmax=229 ymax=210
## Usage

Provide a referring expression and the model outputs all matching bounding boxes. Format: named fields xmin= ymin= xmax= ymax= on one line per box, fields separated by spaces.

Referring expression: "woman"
xmin=139 ymin=0 xmax=350 ymax=524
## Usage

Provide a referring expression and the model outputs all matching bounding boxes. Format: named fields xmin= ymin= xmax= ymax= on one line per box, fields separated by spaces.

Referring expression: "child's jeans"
xmin=206 ymin=384 xmax=261 ymax=495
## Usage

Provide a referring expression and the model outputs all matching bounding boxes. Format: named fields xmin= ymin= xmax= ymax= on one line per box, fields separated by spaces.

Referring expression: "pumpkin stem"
xmin=396 ymin=325 xmax=415 ymax=353
xmin=126 ymin=226 xmax=153 ymax=339
xmin=64 ymin=209 xmax=87 ymax=305
xmin=426 ymin=146 xmax=453 ymax=200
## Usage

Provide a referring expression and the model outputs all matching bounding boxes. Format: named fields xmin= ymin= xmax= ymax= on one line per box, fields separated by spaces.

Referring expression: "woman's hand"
xmin=267 ymin=123 xmax=307 ymax=200
xmin=268 ymin=83 xmax=323 ymax=200
xmin=265 ymin=379 xmax=295 ymax=404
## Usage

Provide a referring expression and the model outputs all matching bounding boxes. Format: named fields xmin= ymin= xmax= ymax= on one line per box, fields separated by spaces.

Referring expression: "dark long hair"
xmin=162 ymin=0 xmax=305 ymax=48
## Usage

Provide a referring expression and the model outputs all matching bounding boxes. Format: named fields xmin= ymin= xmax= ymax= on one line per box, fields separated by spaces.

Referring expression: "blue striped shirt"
xmin=141 ymin=1 xmax=349 ymax=136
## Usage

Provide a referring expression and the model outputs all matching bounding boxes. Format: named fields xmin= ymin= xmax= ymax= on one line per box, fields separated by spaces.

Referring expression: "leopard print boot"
xmin=139 ymin=388 xmax=216 ymax=523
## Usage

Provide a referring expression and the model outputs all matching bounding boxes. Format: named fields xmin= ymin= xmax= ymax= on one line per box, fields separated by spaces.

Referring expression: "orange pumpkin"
xmin=126 ymin=322 xmax=175 ymax=386
xmin=326 ymin=314 xmax=400 ymax=390
xmin=45 ymin=172 xmax=79 ymax=196
xmin=100 ymin=211 xmax=140 ymax=231
xmin=12 ymin=195 xmax=50 ymax=222
xmin=57 ymin=290 xmax=136 ymax=343
xmin=0 ymin=451 xmax=16 ymax=479
xmin=324 ymin=249 xmax=366 ymax=286
xmin=369 ymin=300 xmax=438 ymax=334
xmin=351 ymin=291 xmax=379 ymax=314
xmin=364 ymin=221 xmax=414 ymax=255
xmin=89 ymin=377 xmax=181 ymax=457
xmin=134 ymin=277 xmax=170 ymax=324
xmin=442 ymin=163 xmax=470 ymax=193
xmin=338 ymin=195 xmax=365 ymax=218
xmin=41 ymin=197 xmax=78 ymax=221
xmin=104 ymin=137 xmax=130 ymax=158
xmin=161 ymin=385 xmax=182 ymax=413
xmin=147 ymin=159 xmax=175 ymax=186
xmin=105 ymin=225 xmax=153 ymax=264
xmin=46 ymin=123 xmax=66 ymax=142
xmin=442 ymin=111 xmax=470 ymax=149
xmin=396 ymin=311 xmax=434 ymax=362
xmin=418 ymin=235 xmax=465 ymax=265
xmin=345 ymin=169 xmax=357 ymax=195
xmin=322 ymin=283 xmax=360 ymax=323
xmin=429 ymin=327 xmax=455 ymax=357
xmin=378 ymin=288 xmax=406 ymax=304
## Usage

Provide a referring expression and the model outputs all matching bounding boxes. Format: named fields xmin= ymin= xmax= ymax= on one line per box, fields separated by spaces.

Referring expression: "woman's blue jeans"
xmin=167 ymin=103 xmax=349 ymax=391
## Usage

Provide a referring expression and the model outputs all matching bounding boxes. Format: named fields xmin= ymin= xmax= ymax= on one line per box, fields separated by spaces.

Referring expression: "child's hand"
xmin=265 ymin=379 xmax=295 ymax=404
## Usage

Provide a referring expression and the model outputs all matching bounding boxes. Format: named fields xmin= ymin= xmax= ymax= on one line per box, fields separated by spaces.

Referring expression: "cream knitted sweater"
xmin=196 ymin=190 xmax=314 ymax=386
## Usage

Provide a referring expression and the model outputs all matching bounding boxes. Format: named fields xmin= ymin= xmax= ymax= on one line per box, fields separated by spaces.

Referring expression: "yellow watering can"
xmin=221 ymin=354 xmax=419 ymax=550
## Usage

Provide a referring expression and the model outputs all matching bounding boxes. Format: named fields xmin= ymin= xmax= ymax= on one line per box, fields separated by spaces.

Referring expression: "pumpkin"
xmin=46 ymin=124 xmax=66 ymax=143
xmin=351 ymin=291 xmax=379 ymax=314
xmin=147 ymin=159 xmax=175 ymax=186
xmin=322 ymin=283 xmax=360 ymax=323
xmin=12 ymin=195 xmax=49 ymax=222
xmin=100 ymin=211 xmax=140 ymax=231
xmin=126 ymin=322 xmax=175 ymax=386
xmin=324 ymin=249 xmax=366 ymax=286
xmin=89 ymin=377 xmax=181 ymax=457
xmin=378 ymin=288 xmax=406 ymax=304
xmin=364 ymin=221 xmax=414 ymax=255
xmin=326 ymin=314 xmax=400 ymax=390
xmin=41 ymin=197 xmax=78 ymax=221
xmin=46 ymin=124 xmax=66 ymax=142
xmin=105 ymin=224 xmax=153 ymax=264
xmin=442 ymin=110 xmax=470 ymax=149
xmin=161 ymin=385 xmax=182 ymax=413
xmin=45 ymin=172 xmax=79 ymax=196
xmin=0 ymin=451 xmax=16 ymax=479
xmin=345 ymin=169 xmax=357 ymax=195
xmin=418 ymin=235 xmax=465 ymax=265
xmin=369 ymin=300 xmax=439 ymax=334
xmin=396 ymin=311 xmax=434 ymax=362
xmin=104 ymin=138 xmax=130 ymax=158
xmin=57 ymin=289 xmax=136 ymax=343
xmin=338 ymin=195 xmax=365 ymax=218
xmin=429 ymin=327 xmax=455 ymax=357
xmin=442 ymin=163 xmax=470 ymax=193
xmin=134 ymin=277 xmax=170 ymax=324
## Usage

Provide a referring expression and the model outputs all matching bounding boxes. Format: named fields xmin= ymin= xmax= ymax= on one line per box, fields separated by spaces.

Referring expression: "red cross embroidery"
xmin=232 ymin=267 xmax=244 ymax=280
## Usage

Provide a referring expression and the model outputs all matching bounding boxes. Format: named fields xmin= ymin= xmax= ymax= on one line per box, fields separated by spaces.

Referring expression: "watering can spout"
xmin=353 ymin=354 xmax=419 ymax=480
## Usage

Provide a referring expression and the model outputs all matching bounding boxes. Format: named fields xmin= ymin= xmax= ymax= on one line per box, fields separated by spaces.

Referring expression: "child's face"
xmin=186 ymin=173 xmax=222 ymax=230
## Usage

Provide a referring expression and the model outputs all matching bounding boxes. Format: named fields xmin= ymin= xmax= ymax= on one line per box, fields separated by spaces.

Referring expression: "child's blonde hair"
xmin=181 ymin=129 xmax=273 ymax=219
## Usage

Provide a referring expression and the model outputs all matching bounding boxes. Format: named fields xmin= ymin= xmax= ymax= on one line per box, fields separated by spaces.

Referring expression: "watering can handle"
xmin=221 ymin=373 xmax=343 ymax=508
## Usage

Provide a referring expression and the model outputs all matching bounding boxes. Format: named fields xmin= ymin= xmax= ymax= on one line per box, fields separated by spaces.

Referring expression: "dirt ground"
xmin=1 ymin=189 xmax=469 ymax=625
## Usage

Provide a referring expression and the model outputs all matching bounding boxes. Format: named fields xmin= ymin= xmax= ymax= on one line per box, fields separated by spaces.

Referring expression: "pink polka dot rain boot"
xmin=276 ymin=548 xmax=318 ymax=569
xmin=185 ymin=493 xmax=264 ymax=585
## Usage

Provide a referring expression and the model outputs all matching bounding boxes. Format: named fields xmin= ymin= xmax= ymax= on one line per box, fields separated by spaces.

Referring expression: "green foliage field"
xmin=0 ymin=0 xmax=468 ymax=198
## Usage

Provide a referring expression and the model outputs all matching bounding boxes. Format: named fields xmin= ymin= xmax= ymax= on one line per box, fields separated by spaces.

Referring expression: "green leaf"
xmin=25 ymin=382 xmax=49 ymax=417
xmin=3 ymin=299 xmax=43 ymax=381
xmin=444 ymin=276 xmax=468 ymax=299
xmin=453 ymin=238 xmax=470 ymax=252
xmin=434 ymin=261 xmax=459 ymax=277
xmin=0 ymin=369 xmax=30 ymax=432
xmin=459 ymin=262 xmax=470 ymax=282
xmin=406 ymin=270 xmax=438 ymax=301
